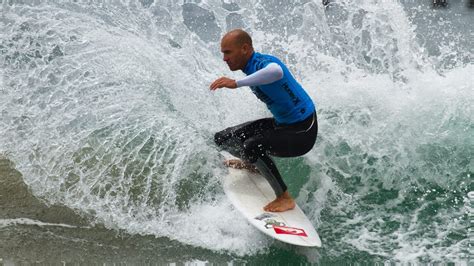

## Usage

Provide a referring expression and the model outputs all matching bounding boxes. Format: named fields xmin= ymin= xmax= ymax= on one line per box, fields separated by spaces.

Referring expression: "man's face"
xmin=221 ymin=37 xmax=248 ymax=71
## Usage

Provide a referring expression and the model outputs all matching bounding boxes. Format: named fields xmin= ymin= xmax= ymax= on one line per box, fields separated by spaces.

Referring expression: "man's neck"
xmin=240 ymin=50 xmax=255 ymax=71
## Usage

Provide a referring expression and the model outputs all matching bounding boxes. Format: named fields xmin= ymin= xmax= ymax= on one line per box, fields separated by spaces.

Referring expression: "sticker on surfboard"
xmin=255 ymin=212 xmax=308 ymax=237
xmin=254 ymin=213 xmax=286 ymax=229
xmin=254 ymin=213 xmax=277 ymax=221
xmin=273 ymin=225 xmax=308 ymax=237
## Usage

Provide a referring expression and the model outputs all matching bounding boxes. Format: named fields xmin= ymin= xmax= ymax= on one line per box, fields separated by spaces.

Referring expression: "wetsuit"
xmin=214 ymin=52 xmax=318 ymax=197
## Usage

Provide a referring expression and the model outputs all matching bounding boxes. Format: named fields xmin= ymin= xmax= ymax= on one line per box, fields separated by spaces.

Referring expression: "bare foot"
xmin=263 ymin=191 xmax=296 ymax=212
xmin=224 ymin=159 xmax=259 ymax=174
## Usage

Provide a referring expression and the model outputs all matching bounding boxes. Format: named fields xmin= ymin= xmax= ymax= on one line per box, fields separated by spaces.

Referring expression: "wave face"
xmin=0 ymin=0 xmax=471 ymax=261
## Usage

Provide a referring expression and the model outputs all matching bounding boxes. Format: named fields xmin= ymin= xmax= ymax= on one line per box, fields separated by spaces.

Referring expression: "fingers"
xmin=210 ymin=77 xmax=227 ymax=91
xmin=210 ymin=77 xmax=236 ymax=91
xmin=210 ymin=77 xmax=225 ymax=91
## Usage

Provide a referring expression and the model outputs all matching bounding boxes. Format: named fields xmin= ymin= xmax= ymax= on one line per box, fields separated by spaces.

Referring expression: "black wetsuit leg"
xmin=214 ymin=112 xmax=318 ymax=197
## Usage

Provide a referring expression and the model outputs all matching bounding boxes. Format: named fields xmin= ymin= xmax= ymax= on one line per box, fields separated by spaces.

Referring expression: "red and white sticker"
xmin=273 ymin=225 xmax=308 ymax=237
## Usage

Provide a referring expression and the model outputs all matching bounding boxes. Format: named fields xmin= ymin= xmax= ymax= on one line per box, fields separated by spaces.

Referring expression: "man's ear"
xmin=242 ymin=43 xmax=251 ymax=54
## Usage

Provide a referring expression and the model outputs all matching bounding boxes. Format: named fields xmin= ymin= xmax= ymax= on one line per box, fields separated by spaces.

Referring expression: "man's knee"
xmin=214 ymin=129 xmax=230 ymax=146
xmin=243 ymin=138 xmax=266 ymax=163
xmin=214 ymin=132 xmax=223 ymax=146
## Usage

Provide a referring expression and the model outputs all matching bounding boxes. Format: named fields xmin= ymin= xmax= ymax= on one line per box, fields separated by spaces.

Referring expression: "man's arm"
xmin=210 ymin=63 xmax=284 ymax=91
xmin=236 ymin=63 xmax=283 ymax=87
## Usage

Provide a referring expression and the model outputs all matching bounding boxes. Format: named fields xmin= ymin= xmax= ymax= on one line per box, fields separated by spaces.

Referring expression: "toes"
xmin=269 ymin=206 xmax=279 ymax=212
xmin=264 ymin=204 xmax=277 ymax=212
xmin=224 ymin=160 xmax=235 ymax=167
xmin=224 ymin=160 xmax=243 ymax=169
xmin=263 ymin=204 xmax=273 ymax=212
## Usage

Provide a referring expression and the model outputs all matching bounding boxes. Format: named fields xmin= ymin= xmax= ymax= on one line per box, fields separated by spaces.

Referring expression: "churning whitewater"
xmin=0 ymin=0 xmax=471 ymax=262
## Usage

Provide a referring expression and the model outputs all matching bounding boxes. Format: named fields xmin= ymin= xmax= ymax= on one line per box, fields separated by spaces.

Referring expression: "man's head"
xmin=220 ymin=29 xmax=254 ymax=71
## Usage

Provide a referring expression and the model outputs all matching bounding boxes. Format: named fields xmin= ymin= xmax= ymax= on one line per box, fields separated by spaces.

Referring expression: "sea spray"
xmin=0 ymin=0 xmax=471 ymax=261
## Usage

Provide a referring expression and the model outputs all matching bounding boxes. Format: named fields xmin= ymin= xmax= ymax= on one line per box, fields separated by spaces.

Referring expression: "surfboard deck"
xmin=221 ymin=155 xmax=322 ymax=247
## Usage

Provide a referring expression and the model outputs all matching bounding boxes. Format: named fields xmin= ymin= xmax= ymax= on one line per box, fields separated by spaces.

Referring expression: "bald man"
xmin=210 ymin=29 xmax=318 ymax=212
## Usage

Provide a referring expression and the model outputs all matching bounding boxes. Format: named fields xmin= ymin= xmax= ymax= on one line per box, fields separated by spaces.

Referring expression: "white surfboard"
xmin=221 ymin=156 xmax=322 ymax=247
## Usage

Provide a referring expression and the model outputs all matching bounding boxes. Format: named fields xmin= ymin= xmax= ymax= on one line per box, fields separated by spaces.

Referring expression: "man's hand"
xmin=210 ymin=77 xmax=237 ymax=91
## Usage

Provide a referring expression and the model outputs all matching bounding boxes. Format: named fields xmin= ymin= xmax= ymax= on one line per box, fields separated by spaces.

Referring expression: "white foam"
xmin=119 ymin=194 xmax=271 ymax=256
xmin=0 ymin=218 xmax=90 ymax=229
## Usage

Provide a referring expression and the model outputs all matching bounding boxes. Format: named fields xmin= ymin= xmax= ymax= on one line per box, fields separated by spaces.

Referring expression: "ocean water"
xmin=0 ymin=0 xmax=472 ymax=264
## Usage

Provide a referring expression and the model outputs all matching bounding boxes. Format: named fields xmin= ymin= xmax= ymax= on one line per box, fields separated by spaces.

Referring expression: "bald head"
xmin=220 ymin=29 xmax=254 ymax=71
xmin=222 ymin=29 xmax=253 ymax=48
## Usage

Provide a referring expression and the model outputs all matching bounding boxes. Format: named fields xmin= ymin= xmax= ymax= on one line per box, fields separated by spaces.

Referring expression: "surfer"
xmin=210 ymin=29 xmax=318 ymax=212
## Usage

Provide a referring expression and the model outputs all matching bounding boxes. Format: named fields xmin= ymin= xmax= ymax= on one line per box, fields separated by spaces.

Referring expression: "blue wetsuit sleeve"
xmin=236 ymin=63 xmax=284 ymax=88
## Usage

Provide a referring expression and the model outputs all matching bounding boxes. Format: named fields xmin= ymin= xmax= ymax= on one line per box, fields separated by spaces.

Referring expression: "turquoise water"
xmin=0 ymin=0 xmax=472 ymax=264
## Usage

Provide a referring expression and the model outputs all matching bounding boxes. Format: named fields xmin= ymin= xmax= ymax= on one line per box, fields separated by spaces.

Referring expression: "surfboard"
xmin=221 ymin=155 xmax=322 ymax=247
